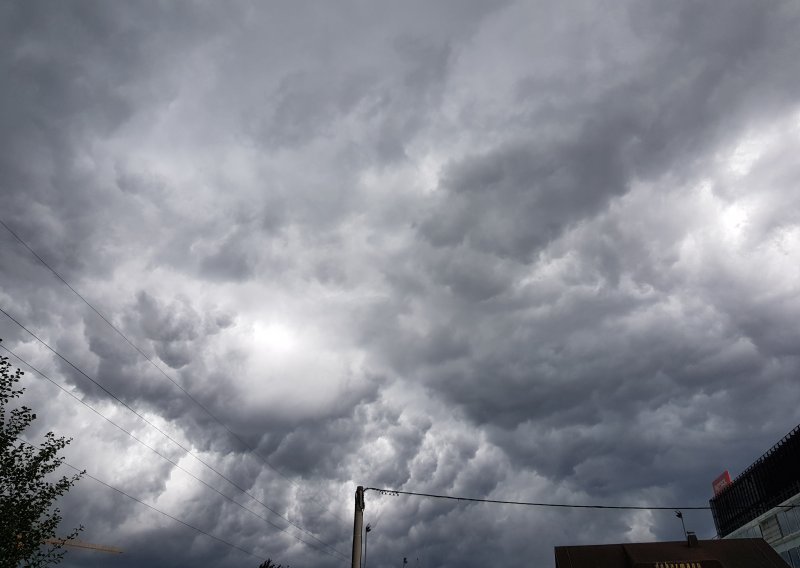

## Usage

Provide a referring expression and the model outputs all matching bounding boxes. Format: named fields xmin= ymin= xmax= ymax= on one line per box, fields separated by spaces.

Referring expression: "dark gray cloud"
xmin=2 ymin=1 xmax=800 ymax=568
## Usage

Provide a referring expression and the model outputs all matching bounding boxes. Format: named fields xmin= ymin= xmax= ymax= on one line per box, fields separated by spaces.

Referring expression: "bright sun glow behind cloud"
xmin=720 ymin=202 xmax=750 ymax=244
xmin=252 ymin=321 xmax=299 ymax=353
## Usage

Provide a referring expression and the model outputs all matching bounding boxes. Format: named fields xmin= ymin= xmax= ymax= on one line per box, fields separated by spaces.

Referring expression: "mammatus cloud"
xmin=2 ymin=1 xmax=800 ymax=567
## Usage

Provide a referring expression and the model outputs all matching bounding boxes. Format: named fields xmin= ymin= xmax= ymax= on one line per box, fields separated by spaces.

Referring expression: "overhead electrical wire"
xmin=9 ymin=436 xmax=267 ymax=562
xmin=365 ymin=487 xmax=797 ymax=511
xmin=74 ymin=464 xmax=266 ymax=561
xmin=366 ymin=486 xmax=714 ymax=509
xmin=0 ymin=217 xmax=348 ymax=525
xmin=0 ymin=310 xmax=347 ymax=559
xmin=0 ymin=343 xmax=348 ymax=561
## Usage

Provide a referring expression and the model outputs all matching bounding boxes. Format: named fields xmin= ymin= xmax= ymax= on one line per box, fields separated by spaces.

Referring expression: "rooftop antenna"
xmin=675 ymin=510 xmax=687 ymax=538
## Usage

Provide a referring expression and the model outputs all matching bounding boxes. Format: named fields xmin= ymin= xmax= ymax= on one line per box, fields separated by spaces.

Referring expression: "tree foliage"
xmin=258 ymin=559 xmax=284 ymax=568
xmin=0 ymin=343 xmax=84 ymax=567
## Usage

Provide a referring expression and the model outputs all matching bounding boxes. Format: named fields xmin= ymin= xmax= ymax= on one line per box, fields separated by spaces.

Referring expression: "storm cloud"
xmin=2 ymin=2 xmax=800 ymax=567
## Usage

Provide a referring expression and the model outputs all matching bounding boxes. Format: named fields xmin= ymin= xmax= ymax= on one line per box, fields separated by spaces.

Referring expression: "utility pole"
xmin=351 ymin=486 xmax=365 ymax=568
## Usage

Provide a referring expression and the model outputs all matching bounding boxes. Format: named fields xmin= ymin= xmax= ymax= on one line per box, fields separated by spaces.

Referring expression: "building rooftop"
xmin=554 ymin=538 xmax=787 ymax=568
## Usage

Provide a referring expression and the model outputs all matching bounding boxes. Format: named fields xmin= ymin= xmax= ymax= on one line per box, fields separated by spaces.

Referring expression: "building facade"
xmin=709 ymin=424 xmax=800 ymax=567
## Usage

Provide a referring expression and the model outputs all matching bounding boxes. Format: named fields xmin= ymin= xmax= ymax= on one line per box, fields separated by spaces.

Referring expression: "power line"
xmin=0 ymin=216 xmax=348 ymax=526
xmin=366 ymin=487 xmax=799 ymax=512
xmin=0 ymin=316 xmax=346 ymax=559
xmin=0 ymin=310 xmax=347 ymax=559
xmin=0 ymin=343 xmax=348 ymax=561
xmin=9 ymin=436 xmax=265 ymax=562
xmin=74 ymin=464 xmax=268 ymax=561
xmin=364 ymin=487 xmax=715 ymax=510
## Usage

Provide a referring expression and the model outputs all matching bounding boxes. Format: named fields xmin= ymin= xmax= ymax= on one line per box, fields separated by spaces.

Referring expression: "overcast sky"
xmin=2 ymin=2 xmax=800 ymax=567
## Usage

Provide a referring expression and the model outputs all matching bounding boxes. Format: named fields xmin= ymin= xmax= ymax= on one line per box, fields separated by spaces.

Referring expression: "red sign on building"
xmin=712 ymin=471 xmax=732 ymax=496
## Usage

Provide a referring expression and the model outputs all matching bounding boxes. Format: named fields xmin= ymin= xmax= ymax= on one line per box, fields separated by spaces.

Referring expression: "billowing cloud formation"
xmin=2 ymin=1 xmax=800 ymax=567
